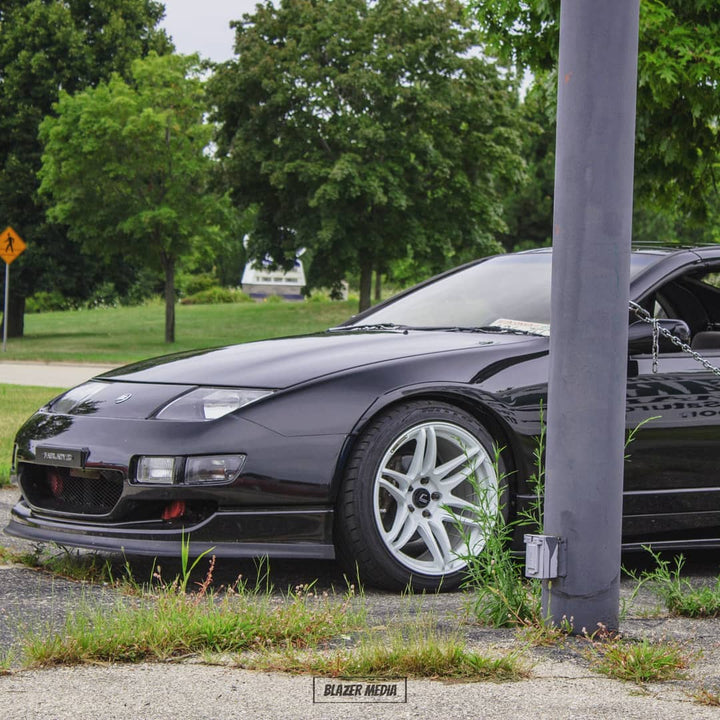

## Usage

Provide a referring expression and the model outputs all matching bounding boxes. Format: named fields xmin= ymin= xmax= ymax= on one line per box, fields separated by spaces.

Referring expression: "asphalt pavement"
xmin=0 ymin=360 xmax=116 ymax=388
xmin=1 ymin=363 xmax=720 ymax=718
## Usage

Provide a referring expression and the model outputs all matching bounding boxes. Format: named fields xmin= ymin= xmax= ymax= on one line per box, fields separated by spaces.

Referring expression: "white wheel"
xmin=336 ymin=401 xmax=503 ymax=590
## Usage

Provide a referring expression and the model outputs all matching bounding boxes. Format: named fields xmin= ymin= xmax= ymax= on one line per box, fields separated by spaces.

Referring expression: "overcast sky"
xmin=160 ymin=0 xmax=263 ymax=62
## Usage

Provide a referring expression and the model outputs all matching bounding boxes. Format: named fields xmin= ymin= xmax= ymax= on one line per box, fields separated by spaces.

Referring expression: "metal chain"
xmin=629 ymin=301 xmax=720 ymax=376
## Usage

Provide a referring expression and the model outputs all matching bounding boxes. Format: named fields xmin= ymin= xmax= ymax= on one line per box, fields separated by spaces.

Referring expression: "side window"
xmin=654 ymin=270 xmax=720 ymax=351
xmin=651 ymin=298 xmax=669 ymax=319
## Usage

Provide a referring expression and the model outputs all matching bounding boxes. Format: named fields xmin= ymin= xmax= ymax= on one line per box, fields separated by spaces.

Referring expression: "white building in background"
xmin=241 ymin=257 xmax=306 ymax=300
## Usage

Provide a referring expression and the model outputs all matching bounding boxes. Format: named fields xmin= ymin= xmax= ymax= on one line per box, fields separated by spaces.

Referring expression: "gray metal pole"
xmin=542 ymin=0 xmax=640 ymax=633
xmin=2 ymin=262 xmax=8 ymax=352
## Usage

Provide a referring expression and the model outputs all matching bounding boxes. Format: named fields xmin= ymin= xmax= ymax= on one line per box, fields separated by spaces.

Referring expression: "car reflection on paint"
xmin=6 ymin=246 xmax=720 ymax=591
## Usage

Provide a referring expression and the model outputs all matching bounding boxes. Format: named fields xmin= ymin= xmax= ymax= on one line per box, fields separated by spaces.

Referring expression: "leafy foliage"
xmin=455 ymin=443 xmax=543 ymax=628
xmin=211 ymin=0 xmax=526 ymax=310
xmin=498 ymin=78 xmax=555 ymax=251
xmin=0 ymin=0 xmax=172 ymax=336
xmin=39 ymin=53 xmax=229 ymax=342
xmin=471 ymin=0 xmax=720 ymax=225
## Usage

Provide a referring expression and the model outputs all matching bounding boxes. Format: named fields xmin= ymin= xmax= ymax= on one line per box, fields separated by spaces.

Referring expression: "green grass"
xmin=2 ymin=298 xmax=357 ymax=364
xmin=17 ymin=550 xmax=526 ymax=682
xmin=586 ymin=635 xmax=692 ymax=683
xmin=23 ymin=587 xmax=362 ymax=666
xmin=242 ymin=619 xmax=530 ymax=681
xmin=693 ymin=685 xmax=720 ymax=706
xmin=0 ymin=384 xmax=65 ymax=486
xmin=625 ymin=547 xmax=720 ymax=618
xmin=21 ymin=559 xmax=365 ymax=667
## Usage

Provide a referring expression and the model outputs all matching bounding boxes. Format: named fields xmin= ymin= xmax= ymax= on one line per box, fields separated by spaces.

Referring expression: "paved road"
xmin=0 ymin=361 xmax=116 ymax=388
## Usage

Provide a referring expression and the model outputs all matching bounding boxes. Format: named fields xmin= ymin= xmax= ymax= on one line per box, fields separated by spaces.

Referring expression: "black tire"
xmin=335 ymin=400 xmax=503 ymax=591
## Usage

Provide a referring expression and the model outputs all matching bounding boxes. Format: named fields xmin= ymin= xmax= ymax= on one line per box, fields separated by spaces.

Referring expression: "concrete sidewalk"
xmin=0 ymin=361 xmax=117 ymax=388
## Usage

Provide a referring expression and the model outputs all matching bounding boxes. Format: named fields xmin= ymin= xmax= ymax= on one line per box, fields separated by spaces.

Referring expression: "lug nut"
xmin=431 ymin=492 xmax=440 ymax=501
xmin=422 ymin=510 xmax=431 ymax=518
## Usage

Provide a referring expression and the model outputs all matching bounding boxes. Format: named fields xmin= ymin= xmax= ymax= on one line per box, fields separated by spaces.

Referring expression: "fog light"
xmin=136 ymin=456 xmax=176 ymax=484
xmin=184 ymin=455 xmax=245 ymax=485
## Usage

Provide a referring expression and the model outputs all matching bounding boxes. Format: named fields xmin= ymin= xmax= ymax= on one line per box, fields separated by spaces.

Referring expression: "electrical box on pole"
xmin=540 ymin=0 xmax=640 ymax=633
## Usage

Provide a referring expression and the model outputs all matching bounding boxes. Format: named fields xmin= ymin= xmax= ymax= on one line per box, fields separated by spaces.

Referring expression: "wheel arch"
xmin=330 ymin=385 xmax=524 ymax=503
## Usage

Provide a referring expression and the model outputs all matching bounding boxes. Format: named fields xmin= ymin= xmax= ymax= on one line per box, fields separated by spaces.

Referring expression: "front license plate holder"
xmin=35 ymin=446 xmax=87 ymax=468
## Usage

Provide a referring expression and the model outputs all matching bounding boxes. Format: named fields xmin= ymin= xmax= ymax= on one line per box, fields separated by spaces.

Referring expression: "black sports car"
xmin=6 ymin=247 xmax=720 ymax=590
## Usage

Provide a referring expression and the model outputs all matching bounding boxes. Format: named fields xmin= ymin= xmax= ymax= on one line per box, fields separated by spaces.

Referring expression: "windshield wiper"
xmin=476 ymin=324 xmax=549 ymax=337
xmin=328 ymin=322 xmax=408 ymax=333
xmin=397 ymin=325 xmax=546 ymax=335
xmin=329 ymin=323 xmax=548 ymax=335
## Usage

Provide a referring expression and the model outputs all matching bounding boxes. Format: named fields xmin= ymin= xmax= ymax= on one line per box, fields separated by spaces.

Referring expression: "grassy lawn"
xmin=0 ymin=298 xmax=358 ymax=364
xmin=0 ymin=384 xmax=65 ymax=485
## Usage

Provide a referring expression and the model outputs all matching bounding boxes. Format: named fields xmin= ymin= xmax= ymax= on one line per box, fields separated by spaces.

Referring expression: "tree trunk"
xmin=1 ymin=292 xmax=25 ymax=338
xmin=164 ymin=257 xmax=176 ymax=343
xmin=359 ymin=260 xmax=373 ymax=312
xmin=374 ymin=268 xmax=382 ymax=302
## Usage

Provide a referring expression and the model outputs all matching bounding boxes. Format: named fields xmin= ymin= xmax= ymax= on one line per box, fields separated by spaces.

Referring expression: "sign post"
xmin=0 ymin=226 xmax=27 ymax=352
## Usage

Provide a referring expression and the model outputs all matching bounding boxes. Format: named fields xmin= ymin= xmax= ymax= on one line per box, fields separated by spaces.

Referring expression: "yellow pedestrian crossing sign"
xmin=0 ymin=226 xmax=26 ymax=265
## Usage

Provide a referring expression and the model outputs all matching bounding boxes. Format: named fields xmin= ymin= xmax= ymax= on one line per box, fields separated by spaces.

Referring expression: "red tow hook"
xmin=161 ymin=500 xmax=186 ymax=521
xmin=48 ymin=470 xmax=64 ymax=497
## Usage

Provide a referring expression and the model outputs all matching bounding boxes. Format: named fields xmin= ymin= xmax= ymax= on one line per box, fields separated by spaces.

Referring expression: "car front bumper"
xmin=5 ymin=499 xmax=335 ymax=558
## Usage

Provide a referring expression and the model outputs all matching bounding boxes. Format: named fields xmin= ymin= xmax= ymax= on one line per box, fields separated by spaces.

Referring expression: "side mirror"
xmin=628 ymin=319 xmax=690 ymax=355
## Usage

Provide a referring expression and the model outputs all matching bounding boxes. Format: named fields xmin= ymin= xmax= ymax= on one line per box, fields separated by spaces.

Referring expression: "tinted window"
xmin=357 ymin=252 xmax=660 ymax=329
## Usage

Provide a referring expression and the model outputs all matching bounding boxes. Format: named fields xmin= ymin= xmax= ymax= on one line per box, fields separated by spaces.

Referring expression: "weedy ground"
xmin=624 ymin=547 xmax=720 ymax=618
xmin=5 ymin=553 xmax=527 ymax=683
xmin=2 ymin=542 xmax=720 ymax=705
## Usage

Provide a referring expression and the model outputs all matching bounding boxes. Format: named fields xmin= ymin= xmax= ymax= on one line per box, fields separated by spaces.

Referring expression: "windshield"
xmin=350 ymin=251 xmax=660 ymax=331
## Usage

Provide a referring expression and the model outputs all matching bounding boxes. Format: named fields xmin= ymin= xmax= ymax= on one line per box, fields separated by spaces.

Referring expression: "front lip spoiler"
xmin=4 ymin=501 xmax=336 ymax=560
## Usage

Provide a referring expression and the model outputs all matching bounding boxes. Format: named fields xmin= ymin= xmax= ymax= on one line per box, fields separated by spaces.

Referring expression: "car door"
xmin=624 ymin=271 xmax=720 ymax=545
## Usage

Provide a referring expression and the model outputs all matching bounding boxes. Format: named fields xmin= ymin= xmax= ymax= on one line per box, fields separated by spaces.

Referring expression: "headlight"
xmin=135 ymin=454 xmax=246 ymax=485
xmin=155 ymin=387 xmax=274 ymax=421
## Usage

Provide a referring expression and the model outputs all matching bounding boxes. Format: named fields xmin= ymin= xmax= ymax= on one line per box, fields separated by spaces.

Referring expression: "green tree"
xmin=210 ymin=0 xmax=525 ymax=311
xmin=471 ymin=0 xmax=720 ymax=224
xmin=39 ymin=53 xmax=224 ymax=343
xmin=0 ymin=0 xmax=171 ymax=337
xmin=497 ymin=77 xmax=555 ymax=252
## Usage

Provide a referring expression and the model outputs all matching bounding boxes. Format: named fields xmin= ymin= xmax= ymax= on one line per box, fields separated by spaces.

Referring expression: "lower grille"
xmin=20 ymin=464 xmax=124 ymax=516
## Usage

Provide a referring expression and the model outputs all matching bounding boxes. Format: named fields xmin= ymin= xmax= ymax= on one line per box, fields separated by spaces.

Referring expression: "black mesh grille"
xmin=20 ymin=464 xmax=124 ymax=516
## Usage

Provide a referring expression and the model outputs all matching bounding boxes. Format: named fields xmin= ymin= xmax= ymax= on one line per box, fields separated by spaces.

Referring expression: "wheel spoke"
xmin=406 ymin=427 xmax=428 ymax=480
xmin=390 ymin=512 xmax=419 ymax=551
xmin=416 ymin=521 xmax=452 ymax=571
xmin=385 ymin=503 xmax=410 ymax=544
xmin=381 ymin=467 xmax=411 ymax=490
xmin=440 ymin=510 xmax=479 ymax=528
xmin=428 ymin=518 xmax=455 ymax=563
xmin=445 ymin=495 xmax=494 ymax=516
xmin=378 ymin=477 xmax=407 ymax=504
xmin=433 ymin=445 xmax=480 ymax=485
xmin=420 ymin=425 xmax=437 ymax=477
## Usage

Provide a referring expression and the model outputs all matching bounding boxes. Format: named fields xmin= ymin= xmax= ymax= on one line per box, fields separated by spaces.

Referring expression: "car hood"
xmin=100 ymin=329 xmax=541 ymax=389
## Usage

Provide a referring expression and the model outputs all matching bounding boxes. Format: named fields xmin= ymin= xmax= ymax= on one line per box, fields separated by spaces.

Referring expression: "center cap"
xmin=412 ymin=487 xmax=431 ymax=509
